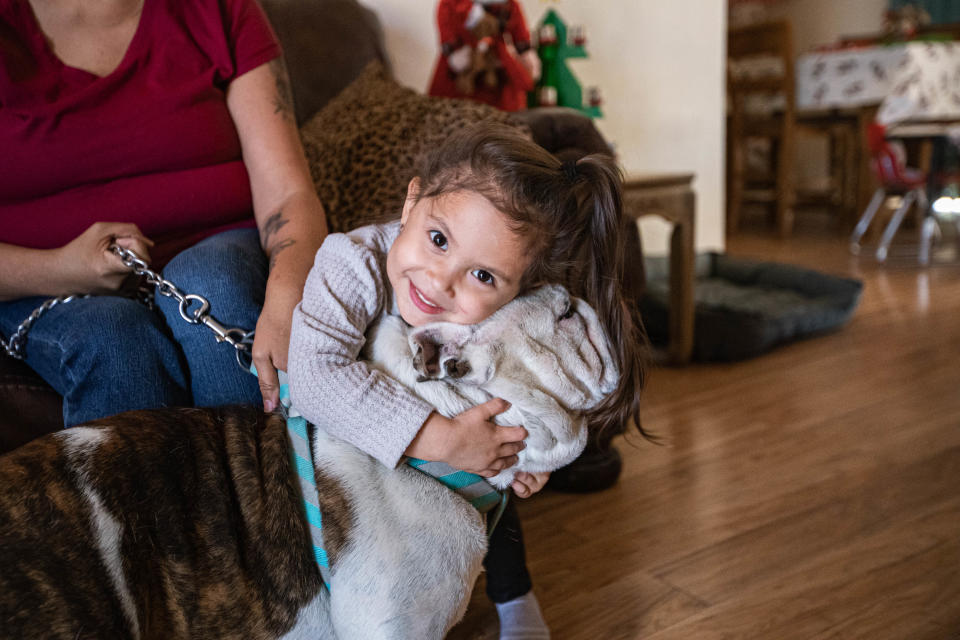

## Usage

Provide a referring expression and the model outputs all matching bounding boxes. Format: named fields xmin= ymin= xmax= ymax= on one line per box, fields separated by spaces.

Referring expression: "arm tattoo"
xmin=268 ymin=239 xmax=296 ymax=271
xmin=262 ymin=211 xmax=289 ymax=243
xmin=262 ymin=211 xmax=295 ymax=271
xmin=269 ymin=57 xmax=295 ymax=122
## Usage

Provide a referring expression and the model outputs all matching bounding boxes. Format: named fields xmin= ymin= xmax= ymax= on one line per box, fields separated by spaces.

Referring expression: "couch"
xmin=0 ymin=0 xmax=645 ymax=473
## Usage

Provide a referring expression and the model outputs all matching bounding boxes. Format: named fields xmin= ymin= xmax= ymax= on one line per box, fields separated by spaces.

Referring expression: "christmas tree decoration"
xmin=528 ymin=8 xmax=601 ymax=118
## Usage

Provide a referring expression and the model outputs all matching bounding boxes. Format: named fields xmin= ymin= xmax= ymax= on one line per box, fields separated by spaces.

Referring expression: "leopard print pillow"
xmin=299 ymin=61 xmax=531 ymax=233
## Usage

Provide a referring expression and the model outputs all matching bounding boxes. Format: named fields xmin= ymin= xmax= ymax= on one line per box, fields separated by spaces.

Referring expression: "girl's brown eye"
xmin=471 ymin=269 xmax=494 ymax=285
xmin=429 ymin=230 xmax=448 ymax=250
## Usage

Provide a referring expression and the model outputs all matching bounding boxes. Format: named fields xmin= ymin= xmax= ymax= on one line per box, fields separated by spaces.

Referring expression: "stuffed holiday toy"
xmin=882 ymin=5 xmax=931 ymax=40
xmin=456 ymin=10 xmax=502 ymax=96
xmin=428 ymin=0 xmax=540 ymax=112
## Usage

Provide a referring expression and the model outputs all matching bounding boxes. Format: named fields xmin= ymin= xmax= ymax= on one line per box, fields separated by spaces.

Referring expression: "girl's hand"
xmin=53 ymin=222 xmax=153 ymax=295
xmin=406 ymin=398 xmax=528 ymax=477
xmin=512 ymin=471 xmax=550 ymax=498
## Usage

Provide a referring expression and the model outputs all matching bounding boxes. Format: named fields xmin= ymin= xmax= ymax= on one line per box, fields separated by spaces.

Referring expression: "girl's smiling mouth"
xmin=409 ymin=281 xmax=443 ymax=314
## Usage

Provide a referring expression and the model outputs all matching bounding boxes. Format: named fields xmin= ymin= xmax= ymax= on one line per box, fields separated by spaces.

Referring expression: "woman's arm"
xmin=0 ymin=244 xmax=69 ymax=302
xmin=0 ymin=223 xmax=153 ymax=301
xmin=226 ymin=56 xmax=328 ymax=411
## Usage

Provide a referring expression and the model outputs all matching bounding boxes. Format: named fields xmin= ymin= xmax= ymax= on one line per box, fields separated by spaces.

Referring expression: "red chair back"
xmin=867 ymin=122 xmax=926 ymax=189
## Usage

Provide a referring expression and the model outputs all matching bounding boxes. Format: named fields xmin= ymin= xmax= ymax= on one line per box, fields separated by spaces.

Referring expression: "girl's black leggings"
xmin=482 ymin=498 xmax=533 ymax=603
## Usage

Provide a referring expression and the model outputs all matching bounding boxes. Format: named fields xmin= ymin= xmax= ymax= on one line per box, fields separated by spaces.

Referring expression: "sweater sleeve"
xmin=287 ymin=233 xmax=435 ymax=468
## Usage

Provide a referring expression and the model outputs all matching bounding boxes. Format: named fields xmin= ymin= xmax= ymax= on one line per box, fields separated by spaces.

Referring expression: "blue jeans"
xmin=0 ymin=229 xmax=267 ymax=426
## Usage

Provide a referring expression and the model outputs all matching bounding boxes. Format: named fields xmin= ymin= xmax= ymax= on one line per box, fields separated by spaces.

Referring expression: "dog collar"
xmin=405 ymin=458 xmax=509 ymax=535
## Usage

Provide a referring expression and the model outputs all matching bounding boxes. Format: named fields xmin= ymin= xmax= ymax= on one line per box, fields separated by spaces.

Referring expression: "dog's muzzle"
xmin=410 ymin=331 xmax=471 ymax=382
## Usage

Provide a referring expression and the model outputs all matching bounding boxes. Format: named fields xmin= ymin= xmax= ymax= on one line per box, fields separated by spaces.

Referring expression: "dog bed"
xmin=639 ymin=253 xmax=863 ymax=362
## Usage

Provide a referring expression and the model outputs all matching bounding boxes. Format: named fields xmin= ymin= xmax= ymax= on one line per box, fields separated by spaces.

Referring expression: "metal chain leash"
xmin=0 ymin=245 xmax=255 ymax=370
xmin=1 ymin=295 xmax=90 ymax=359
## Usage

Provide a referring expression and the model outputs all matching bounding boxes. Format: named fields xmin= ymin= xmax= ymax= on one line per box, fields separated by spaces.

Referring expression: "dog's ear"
xmin=512 ymin=389 xmax=575 ymax=445
xmin=507 ymin=404 xmax=587 ymax=476
xmin=572 ymin=297 xmax=620 ymax=398
xmin=409 ymin=323 xmax=474 ymax=381
xmin=490 ymin=387 xmax=588 ymax=473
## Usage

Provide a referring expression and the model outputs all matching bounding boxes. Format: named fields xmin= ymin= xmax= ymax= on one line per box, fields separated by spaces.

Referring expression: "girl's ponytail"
xmin=563 ymin=156 xmax=651 ymax=443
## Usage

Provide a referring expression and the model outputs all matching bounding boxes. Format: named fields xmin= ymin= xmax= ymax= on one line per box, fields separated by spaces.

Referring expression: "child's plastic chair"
xmin=849 ymin=122 xmax=935 ymax=264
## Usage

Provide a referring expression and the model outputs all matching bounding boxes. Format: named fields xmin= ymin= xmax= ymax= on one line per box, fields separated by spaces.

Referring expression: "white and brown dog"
xmin=0 ymin=284 xmax=616 ymax=639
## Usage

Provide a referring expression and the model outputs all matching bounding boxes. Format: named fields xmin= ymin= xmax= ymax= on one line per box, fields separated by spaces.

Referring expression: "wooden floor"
xmin=449 ymin=229 xmax=960 ymax=640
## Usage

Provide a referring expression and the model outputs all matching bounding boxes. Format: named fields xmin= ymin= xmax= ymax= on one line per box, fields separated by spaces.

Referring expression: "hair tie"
xmin=561 ymin=159 xmax=579 ymax=182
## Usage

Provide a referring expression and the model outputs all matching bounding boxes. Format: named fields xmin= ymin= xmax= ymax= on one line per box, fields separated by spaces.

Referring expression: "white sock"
xmin=495 ymin=591 xmax=550 ymax=640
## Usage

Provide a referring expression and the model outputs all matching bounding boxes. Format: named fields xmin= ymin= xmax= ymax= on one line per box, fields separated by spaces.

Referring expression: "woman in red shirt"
xmin=0 ymin=0 xmax=327 ymax=424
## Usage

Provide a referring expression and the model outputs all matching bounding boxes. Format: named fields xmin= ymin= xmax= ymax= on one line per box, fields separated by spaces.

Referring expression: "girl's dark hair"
xmin=415 ymin=123 xmax=651 ymax=442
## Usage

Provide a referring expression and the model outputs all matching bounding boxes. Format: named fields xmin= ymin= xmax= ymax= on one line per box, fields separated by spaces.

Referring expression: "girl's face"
xmin=387 ymin=180 xmax=534 ymax=327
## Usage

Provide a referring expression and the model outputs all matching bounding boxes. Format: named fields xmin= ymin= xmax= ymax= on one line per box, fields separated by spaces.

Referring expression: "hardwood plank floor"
xmin=448 ymin=230 xmax=960 ymax=640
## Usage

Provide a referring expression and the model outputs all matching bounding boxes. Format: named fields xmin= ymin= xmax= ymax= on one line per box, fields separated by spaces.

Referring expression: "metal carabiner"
xmin=235 ymin=330 xmax=256 ymax=371
xmin=178 ymin=294 xmax=211 ymax=325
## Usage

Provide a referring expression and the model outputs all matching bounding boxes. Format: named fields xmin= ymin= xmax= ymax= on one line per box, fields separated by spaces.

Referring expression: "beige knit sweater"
xmin=288 ymin=221 xmax=434 ymax=468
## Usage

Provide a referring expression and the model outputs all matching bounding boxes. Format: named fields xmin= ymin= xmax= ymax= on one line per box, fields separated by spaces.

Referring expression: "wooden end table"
xmin=622 ymin=173 xmax=696 ymax=365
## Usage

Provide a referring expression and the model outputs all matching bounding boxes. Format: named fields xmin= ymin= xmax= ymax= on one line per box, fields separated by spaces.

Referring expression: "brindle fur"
xmin=0 ymin=406 xmax=327 ymax=640
xmin=312 ymin=466 xmax=352 ymax=566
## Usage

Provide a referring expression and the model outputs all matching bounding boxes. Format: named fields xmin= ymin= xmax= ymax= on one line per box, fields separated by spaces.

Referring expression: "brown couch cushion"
xmin=0 ymin=356 xmax=62 ymax=453
xmin=260 ymin=0 xmax=388 ymax=125
xmin=299 ymin=61 xmax=530 ymax=233
xmin=512 ymin=107 xmax=612 ymax=161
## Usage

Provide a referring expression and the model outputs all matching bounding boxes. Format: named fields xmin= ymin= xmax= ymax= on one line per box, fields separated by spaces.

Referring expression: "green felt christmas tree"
xmin=529 ymin=8 xmax=602 ymax=118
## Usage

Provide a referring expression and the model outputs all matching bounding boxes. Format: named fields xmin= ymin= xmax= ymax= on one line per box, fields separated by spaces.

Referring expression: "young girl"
xmin=288 ymin=123 xmax=647 ymax=639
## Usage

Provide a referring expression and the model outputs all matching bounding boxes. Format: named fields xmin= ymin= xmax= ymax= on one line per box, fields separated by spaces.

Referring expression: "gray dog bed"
xmin=639 ymin=253 xmax=863 ymax=362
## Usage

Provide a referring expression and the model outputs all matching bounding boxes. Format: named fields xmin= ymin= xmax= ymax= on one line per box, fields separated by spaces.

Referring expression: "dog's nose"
xmin=442 ymin=357 xmax=471 ymax=379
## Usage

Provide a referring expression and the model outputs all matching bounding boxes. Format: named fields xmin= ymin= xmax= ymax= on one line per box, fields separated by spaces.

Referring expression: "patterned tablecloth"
xmin=796 ymin=42 xmax=960 ymax=124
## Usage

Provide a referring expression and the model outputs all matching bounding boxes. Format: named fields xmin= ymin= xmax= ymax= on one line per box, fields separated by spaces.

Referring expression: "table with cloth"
xmin=797 ymin=41 xmax=960 ymax=124
xmin=796 ymin=42 xmax=960 ymax=211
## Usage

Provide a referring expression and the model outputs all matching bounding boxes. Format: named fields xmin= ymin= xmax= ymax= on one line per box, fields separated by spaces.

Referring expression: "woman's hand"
xmin=511 ymin=471 xmax=550 ymax=498
xmin=251 ymin=281 xmax=301 ymax=413
xmin=53 ymin=222 xmax=153 ymax=295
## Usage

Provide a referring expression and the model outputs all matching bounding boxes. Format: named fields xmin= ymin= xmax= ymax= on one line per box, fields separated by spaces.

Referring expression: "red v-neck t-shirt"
xmin=0 ymin=0 xmax=281 ymax=266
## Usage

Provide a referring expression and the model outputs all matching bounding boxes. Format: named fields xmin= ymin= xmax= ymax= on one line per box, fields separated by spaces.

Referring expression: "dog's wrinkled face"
xmin=409 ymin=284 xmax=618 ymax=411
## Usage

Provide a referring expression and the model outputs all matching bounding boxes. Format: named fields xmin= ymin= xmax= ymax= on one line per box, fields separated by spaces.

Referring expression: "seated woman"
xmin=0 ymin=0 xmax=328 ymax=423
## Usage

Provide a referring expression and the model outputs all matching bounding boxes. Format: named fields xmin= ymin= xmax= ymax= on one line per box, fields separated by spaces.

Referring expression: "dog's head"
xmin=410 ymin=284 xmax=617 ymax=409
xmin=408 ymin=285 xmax=618 ymax=485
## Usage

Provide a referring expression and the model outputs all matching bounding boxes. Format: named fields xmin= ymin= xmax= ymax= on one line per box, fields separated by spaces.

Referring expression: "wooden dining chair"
xmin=727 ymin=20 xmax=858 ymax=237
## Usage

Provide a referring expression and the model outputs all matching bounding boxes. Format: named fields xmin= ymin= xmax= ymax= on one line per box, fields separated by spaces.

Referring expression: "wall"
xmin=360 ymin=0 xmax=727 ymax=256
xmin=768 ymin=0 xmax=886 ymax=53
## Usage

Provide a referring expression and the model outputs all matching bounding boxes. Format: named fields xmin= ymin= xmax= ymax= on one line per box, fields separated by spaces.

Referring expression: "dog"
xmin=0 ymin=284 xmax=616 ymax=639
